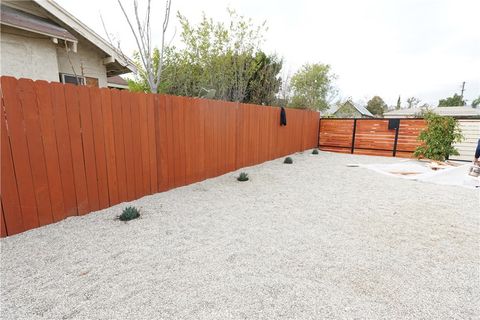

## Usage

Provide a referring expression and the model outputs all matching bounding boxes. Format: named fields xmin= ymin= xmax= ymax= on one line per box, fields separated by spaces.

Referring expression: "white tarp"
xmin=359 ymin=160 xmax=480 ymax=189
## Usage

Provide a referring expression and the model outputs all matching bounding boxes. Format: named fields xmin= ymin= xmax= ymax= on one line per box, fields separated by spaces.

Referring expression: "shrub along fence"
xmin=318 ymin=118 xmax=426 ymax=158
xmin=0 ymin=76 xmax=319 ymax=237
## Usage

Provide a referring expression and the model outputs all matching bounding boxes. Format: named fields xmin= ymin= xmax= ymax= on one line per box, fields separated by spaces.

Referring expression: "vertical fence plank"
xmin=164 ymin=96 xmax=175 ymax=189
xmin=35 ymin=81 xmax=66 ymax=221
xmin=130 ymin=93 xmax=144 ymax=197
xmin=89 ymin=87 xmax=110 ymax=208
xmin=101 ymin=88 xmax=119 ymax=205
xmin=50 ymin=83 xmax=78 ymax=216
xmin=172 ymin=97 xmax=186 ymax=187
xmin=1 ymin=77 xmax=40 ymax=229
xmin=204 ymin=100 xmax=215 ymax=178
xmin=0 ymin=203 xmax=6 ymax=237
xmin=121 ymin=91 xmax=136 ymax=200
xmin=183 ymin=97 xmax=195 ymax=185
xmin=138 ymin=93 xmax=151 ymax=194
xmin=219 ymin=101 xmax=228 ymax=175
xmin=111 ymin=90 xmax=128 ymax=202
xmin=156 ymin=95 xmax=169 ymax=191
xmin=78 ymin=86 xmax=100 ymax=212
xmin=147 ymin=94 xmax=158 ymax=193
xmin=18 ymin=79 xmax=53 ymax=226
xmin=226 ymin=103 xmax=237 ymax=172
xmin=64 ymin=84 xmax=89 ymax=214
xmin=1 ymin=104 xmax=24 ymax=235
xmin=195 ymin=99 xmax=206 ymax=182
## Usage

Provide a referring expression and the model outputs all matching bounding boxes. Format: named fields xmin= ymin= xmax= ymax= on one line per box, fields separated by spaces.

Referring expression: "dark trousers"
xmin=476 ymin=139 xmax=480 ymax=159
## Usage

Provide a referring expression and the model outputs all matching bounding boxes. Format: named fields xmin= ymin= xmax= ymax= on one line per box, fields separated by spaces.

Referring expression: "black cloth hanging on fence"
xmin=280 ymin=107 xmax=287 ymax=126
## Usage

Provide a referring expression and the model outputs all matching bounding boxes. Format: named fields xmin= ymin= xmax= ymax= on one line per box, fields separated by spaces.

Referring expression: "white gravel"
xmin=1 ymin=151 xmax=479 ymax=320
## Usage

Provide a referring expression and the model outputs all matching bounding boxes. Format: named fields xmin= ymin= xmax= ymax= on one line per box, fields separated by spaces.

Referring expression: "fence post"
xmin=392 ymin=119 xmax=400 ymax=157
xmin=317 ymin=118 xmax=321 ymax=147
xmin=351 ymin=119 xmax=357 ymax=154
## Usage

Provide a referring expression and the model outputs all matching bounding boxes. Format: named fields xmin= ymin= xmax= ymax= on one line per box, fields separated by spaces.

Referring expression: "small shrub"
xmin=413 ymin=111 xmax=464 ymax=161
xmin=237 ymin=172 xmax=249 ymax=181
xmin=119 ymin=206 xmax=140 ymax=221
xmin=284 ymin=157 xmax=293 ymax=164
xmin=312 ymin=149 xmax=319 ymax=155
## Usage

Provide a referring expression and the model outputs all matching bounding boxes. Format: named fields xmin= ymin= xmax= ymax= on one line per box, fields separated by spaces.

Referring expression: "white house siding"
xmin=450 ymin=119 xmax=480 ymax=161
xmin=56 ymin=40 xmax=108 ymax=87
xmin=0 ymin=28 xmax=59 ymax=82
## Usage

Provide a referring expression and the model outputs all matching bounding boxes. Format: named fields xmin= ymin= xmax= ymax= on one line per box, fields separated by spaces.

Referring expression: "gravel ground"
xmin=1 ymin=151 xmax=479 ymax=320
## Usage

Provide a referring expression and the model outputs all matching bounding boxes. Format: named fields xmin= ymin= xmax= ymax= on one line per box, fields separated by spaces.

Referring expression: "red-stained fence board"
xmin=89 ymin=87 xmax=110 ymax=208
xmin=64 ymin=84 xmax=89 ymax=214
xmin=18 ymin=79 xmax=53 ymax=226
xmin=35 ymin=81 xmax=66 ymax=221
xmin=1 ymin=107 xmax=24 ymax=235
xmin=1 ymin=77 xmax=39 ymax=229
xmin=101 ymin=89 xmax=119 ymax=205
xmin=110 ymin=90 xmax=128 ymax=202
xmin=78 ymin=86 xmax=100 ymax=212
xmin=120 ymin=90 xmax=136 ymax=200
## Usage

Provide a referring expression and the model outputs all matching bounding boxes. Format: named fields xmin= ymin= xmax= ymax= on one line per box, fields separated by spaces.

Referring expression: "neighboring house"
xmin=329 ymin=101 xmax=374 ymax=118
xmin=0 ymin=0 xmax=135 ymax=87
xmin=384 ymin=106 xmax=480 ymax=119
xmin=107 ymin=75 xmax=129 ymax=90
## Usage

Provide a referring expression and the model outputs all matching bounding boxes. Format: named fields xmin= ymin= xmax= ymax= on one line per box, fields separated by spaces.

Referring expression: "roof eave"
xmin=34 ymin=0 xmax=136 ymax=74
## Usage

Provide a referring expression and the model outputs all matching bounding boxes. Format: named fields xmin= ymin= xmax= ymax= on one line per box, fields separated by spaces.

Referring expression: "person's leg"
xmin=475 ymin=139 xmax=480 ymax=161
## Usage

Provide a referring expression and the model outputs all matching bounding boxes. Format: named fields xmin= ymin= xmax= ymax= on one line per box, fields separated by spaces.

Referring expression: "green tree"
xmin=128 ymin=10 xmax=282 ymax=104
xmin=243 ymin=52 xmax=283 ymax=105
xmin=396 ymin=95 xmax=401 ymax=110
xmin=438 ymin=93 xmax=465 ymax=107
xmin=366 ymin=96 xmax=387 ymax=116
xmin=471 ymin=96 xmax=480 ymax=108
xmin=413 ymin=112 xmax=463 ymax=161
xmin=289 ymin=63 xmax=336 ymax=111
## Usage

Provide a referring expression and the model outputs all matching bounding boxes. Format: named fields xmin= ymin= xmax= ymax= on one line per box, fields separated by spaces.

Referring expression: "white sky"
xmin=57 ymin=0 xmax=480 ymax=107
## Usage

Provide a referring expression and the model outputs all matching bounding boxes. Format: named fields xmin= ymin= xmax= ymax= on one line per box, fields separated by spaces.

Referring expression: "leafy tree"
xmin=128 ymin=10 xmax=282 ymax=104
xmin=396 ymin=95 xmax=401 ymax=110
xmin=290 ymin=63 xmax=336 ymax=111
xmin=438 ymin=93 xmax=465 ymax=107
xmin=406 ymin=96 xmax=421 ymax=109
xmin=366 ymin=96 xmax=387 ymax=116
xmin=243 ymin=52 xmax=283 ymax=105
xmin=473 ymin=96 xmax=480 ymax=108
xmin=413 ymin=111 xmax=463 ymax=161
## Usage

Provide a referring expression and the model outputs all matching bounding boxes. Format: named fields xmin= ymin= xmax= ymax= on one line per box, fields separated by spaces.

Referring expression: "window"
xmin=59 ymin=73 xmax=85 ymax=85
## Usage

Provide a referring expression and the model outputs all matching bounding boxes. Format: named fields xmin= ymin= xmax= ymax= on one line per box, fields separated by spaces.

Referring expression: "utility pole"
xmin=460 ymin=81 xmax=466 ymax=99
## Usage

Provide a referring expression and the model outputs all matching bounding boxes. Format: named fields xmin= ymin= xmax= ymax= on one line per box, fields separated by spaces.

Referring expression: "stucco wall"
xmin=1 ymin=27 xmax=108 ymax=87
xmin=56 ymin=40 xmax=108 ymax=87
xmin=0 ymin=28 xmax=59 ymax=82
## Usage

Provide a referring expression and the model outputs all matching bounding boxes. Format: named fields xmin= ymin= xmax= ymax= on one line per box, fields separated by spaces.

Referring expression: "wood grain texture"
xmin=0 ymin=76 xmax=319 ymax=236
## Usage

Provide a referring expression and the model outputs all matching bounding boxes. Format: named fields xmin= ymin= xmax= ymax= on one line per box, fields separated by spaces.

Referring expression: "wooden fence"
xmin=318 ymin=118 xmax=425 ymax=157
xmin=0 ymin=76 xmax=319 ymax=237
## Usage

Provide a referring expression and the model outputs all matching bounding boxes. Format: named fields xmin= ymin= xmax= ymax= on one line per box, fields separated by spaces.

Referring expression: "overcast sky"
xmin=57 ymin=0 xmax=480 ymax=107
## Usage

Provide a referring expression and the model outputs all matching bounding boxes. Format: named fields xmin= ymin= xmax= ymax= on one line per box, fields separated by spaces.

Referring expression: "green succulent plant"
xmin=237 ymin=172 xmax=249 ymax=181
xmin=119 ymin=206 xmax=140 ymax=221
xmin=284 ymin=157 xmax=293 ymax=164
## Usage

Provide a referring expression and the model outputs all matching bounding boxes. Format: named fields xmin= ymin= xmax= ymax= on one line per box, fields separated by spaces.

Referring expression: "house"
xmin=0 ymin=0 xmax=135 ymax=87
xmin=107 ymin=75 xmax=129 ymax=90
xmin=384 ymin=106 xmax=480 ymax=119
xmin=328 ymin=101 xmax=374 ymax=118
